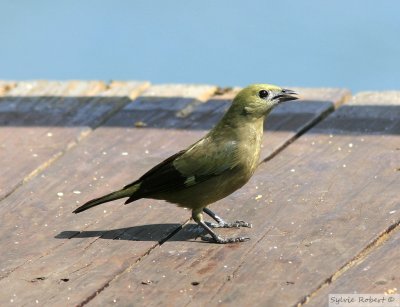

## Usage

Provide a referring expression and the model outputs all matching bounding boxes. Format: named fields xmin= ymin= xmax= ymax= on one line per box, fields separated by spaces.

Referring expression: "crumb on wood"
xmin=255 ymin=194 xmax=262 ymax=200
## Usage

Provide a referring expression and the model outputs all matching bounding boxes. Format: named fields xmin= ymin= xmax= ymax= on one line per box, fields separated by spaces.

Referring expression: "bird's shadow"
xmin=55 ymin=223 xmax=206 ymax=243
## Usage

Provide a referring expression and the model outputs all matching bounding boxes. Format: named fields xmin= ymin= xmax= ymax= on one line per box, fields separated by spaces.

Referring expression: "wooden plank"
xmin=0 ymin=81 xmax=148 ymax=200
xmin=0 ymin=87 xmax=349 ymax=306
xmin=84 ymin=91 xmax=399 ymax=307
xmin=308 ymin=227 xmax=400 ymax=306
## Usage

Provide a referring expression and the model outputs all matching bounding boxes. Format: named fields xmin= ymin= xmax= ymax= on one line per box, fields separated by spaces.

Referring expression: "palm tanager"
xmin=73 ymin=84 xmax=298 ymax=244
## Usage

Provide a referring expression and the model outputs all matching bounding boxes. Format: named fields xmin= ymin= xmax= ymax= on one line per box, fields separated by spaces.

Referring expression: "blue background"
xmin=1 ymin=1 xmax=399 ymax=92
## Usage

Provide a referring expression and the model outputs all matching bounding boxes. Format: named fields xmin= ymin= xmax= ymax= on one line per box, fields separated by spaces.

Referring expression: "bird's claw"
xmin=201 ymin=235 xmax=250 ymax=244
xmin=232 ymin=220 xmax=252 ymax=228
xmin=205 ymin=220 xmax=252 ymax=228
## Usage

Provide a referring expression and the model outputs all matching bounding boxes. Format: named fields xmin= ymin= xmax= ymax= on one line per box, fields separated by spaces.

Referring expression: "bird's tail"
xmin=73 ymin=185 xmax=138 ymax=214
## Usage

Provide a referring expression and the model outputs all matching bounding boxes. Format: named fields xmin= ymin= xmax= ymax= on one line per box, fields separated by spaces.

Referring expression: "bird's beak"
xmin=275 ymin=88 xmax=298 ymax=103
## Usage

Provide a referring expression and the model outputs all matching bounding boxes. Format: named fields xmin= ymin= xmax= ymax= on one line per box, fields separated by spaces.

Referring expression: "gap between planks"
xmin=0 ymin=81 xmax=150 ymax=204
xmin=297 ymin=218 xmax=400 ymax=307
xmin=76 ymin=219 xmax=191 ymax=307
xmin=262 ymin=91 xmax=351 ymax=163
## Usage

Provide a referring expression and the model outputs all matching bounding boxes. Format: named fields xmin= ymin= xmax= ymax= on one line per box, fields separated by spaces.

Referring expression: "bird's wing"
xmin=123 ymin=137 xmax=240 ymax=203
xmin=174 ymin=137 xmax=241 ymax=180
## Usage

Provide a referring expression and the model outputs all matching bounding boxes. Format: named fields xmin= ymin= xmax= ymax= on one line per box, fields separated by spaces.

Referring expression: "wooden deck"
xmin=0 ymin=81 xmax=398 ymax=306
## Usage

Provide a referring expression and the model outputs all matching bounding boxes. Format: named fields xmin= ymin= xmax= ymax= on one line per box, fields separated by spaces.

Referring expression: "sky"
xmin=0 ymin=0 xmax=399 ymax=92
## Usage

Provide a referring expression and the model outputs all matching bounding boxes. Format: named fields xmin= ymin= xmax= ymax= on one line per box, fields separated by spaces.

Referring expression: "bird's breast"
xmin=236 ymin=121 xmax=263 ymax=176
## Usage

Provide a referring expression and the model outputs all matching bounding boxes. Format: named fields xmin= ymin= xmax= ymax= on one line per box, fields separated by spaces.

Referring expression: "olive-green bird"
xmin=73 ymin=84 xmax=298 ymax=243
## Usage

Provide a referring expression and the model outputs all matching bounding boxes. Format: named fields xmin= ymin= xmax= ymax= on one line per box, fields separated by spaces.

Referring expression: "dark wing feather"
xmin=124 ymin=150 xmax=187 ymax=203
xmin=124 ymin=150 xmax=186 ymax=189
xmin=124 ymin=137 xmax=240 ymax=204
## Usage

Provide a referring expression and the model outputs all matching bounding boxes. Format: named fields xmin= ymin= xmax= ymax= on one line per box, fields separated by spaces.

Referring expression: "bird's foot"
xmin=201 ymin=235 xmax=250 ymax=244
xmin=205 ymin=220 xmax=252 ymax=228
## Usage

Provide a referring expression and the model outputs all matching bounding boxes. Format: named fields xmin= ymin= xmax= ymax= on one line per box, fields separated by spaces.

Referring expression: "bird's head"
xmin=231 ymin=84 xmax=298 ymax=119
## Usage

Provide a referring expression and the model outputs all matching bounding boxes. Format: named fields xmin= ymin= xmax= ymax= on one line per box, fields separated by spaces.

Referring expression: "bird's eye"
xmin=258 ymin=90 xmax=269 ymax=99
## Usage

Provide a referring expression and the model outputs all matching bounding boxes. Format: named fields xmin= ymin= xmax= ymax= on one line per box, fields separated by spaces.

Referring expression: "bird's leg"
xmin=203 ymin=208 xmax=252 ymax=228
xmin=192 ymin=209 xmax=250 ymax=244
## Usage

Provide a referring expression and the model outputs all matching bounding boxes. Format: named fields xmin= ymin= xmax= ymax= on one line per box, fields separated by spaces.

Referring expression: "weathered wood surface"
xmin=0 ymin=82 xmax=350 ymax=306
xmin=299 ymin=92 xmax=400 ymax=307
xmin=85 ymin=91 xmax=399 ymax=307
xmin=309 ymin=226 xmax=400 ymax=306
xmin=0 ymin=84 xmax=218 ymax=306
xmin=0 ymin=82 xmax=400 ymax=306
xmin=0 ymin=81 xmax=149 ymax=200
